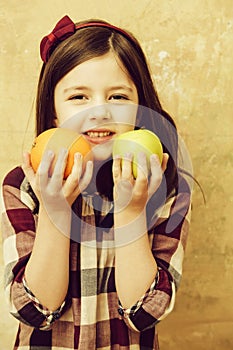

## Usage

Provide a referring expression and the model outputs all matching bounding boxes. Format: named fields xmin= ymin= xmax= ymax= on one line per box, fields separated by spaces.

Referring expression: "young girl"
xmin=1 ymin=15 xmax=192 ymax=350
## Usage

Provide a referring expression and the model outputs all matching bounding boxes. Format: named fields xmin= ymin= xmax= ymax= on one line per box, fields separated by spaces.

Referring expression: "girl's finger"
xmin=132 ymin=152 xmax=149 ymax=197
xmin=78 ymin=160 xmax=94 ymax=193
xmin=51 ymin=148 xmax=68 ymax=181
xmin=72 ymin=152 xmax=84 ymax=180
xmin=121 ymin=152 xmax=133 ymax=180
xmin=135 ymin=152 xmax=148 ymax=180
xmin=150 ymin=154 xmax=161 ymax=173
xmin=38 ymin=150 xmax=55 ymax=174
xmin=161 ymin=153 xmax=169 ymax=172
xmin=36 ymin=150 xmax=54 ymax=189
xmin=64 ymin=153 xmax=83 ymax=193
xmin=22 ymin=152 xmax=35 ymax=183
xmin=64 ymin=156 xmax=93 ymax=204
xmin=112 ymin=155 xmax=121 ymax=182
xmin=148 ymin=154 xmax=163 ymax=196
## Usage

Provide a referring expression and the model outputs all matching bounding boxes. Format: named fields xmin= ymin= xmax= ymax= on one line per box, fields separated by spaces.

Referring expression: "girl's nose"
xmin=88 ymin=104 xmax=111 ymax=121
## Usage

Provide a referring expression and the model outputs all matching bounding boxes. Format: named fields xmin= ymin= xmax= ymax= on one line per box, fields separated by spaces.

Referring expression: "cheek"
xmin=110 ymin=104 xmax=138 ymax=128
xmin=55 ymin=107 xmax=80 ymax=127
xmin=56 ymin=107 xmax=88 ymax=130
xmin=58 ymin=115 xmax=84 ymax=131
xmin=117 ymin=124 xmax=135 ymax=135
xmin=54 ymin=89 xmax=78 ymax=125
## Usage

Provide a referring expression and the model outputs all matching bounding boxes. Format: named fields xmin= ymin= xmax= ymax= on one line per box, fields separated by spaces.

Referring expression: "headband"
xmin=40 ymin=15 xmax=134 ymax=63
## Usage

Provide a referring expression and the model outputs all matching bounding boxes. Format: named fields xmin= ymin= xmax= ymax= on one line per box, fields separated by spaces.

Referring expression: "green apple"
xmin=112 ymin=129 xmax=163 ymax=178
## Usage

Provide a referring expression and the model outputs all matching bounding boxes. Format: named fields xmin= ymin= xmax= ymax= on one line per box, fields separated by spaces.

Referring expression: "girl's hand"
xmin=112 ymin=152 xmax=169 ymax=215
xmin=22 ymin=149 xmax=93 ymax=210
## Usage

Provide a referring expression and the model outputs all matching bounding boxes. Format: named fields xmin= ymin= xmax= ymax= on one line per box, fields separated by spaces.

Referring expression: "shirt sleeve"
xmin=1 ymin=167 xmax=68 ymax=329
xmin=118 ymin=176 xmax=192 ymax=332
xmin=22 ymin=277 xmax=66 ymax=330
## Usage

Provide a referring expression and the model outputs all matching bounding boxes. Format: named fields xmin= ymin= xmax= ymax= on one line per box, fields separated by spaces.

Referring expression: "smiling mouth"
xmin=86 ymin=131 xmax=112 ymax=138
xmin=83 ymin=130 xmax=115 ymax=144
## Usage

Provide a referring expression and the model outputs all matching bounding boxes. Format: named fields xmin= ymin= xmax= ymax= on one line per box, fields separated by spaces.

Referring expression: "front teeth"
xmin=87 ymin=131 xmax=111 ymax=138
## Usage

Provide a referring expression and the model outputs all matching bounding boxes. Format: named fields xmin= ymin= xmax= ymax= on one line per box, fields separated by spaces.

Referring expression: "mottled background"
xmin=0 ymin=1 xmax=232 ymax=349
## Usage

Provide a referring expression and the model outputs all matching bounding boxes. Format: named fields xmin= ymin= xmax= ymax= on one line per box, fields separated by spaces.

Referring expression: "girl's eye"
xmin=110 ymin=95 xmax=129 ymax=101
xmin=69 ymin=95 xmax=87 ymax=101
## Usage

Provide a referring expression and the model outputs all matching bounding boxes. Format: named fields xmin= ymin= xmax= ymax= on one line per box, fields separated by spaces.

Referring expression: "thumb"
xmin=22 ymin=152 xmax=35 ymax=183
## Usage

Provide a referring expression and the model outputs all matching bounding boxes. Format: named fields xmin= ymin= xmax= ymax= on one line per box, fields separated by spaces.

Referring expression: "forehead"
xmin=56 ymin=51 xmax=135 ymax=88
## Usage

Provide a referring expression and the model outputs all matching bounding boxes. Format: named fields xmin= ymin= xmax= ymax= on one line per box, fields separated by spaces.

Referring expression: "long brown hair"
xmin=35 ymin=19 xmax=179 ymax=198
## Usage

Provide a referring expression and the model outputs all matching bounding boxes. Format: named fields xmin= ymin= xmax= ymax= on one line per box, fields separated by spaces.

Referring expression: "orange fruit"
xmin=30 ymin=128 xmax=92 ymax=179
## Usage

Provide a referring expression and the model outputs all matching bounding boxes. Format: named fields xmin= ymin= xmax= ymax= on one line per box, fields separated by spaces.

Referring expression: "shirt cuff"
xmin=118 ymin=270 xmax=159 ymax=318
xmin=118 ymin=269 xmax=175 ymax=332
xmin=23 ymin=277 xmax=65 ymax=330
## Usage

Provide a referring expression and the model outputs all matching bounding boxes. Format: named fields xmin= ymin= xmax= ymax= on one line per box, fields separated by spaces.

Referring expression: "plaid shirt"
xmin=1 ymin=166 xmax=191 ymax=350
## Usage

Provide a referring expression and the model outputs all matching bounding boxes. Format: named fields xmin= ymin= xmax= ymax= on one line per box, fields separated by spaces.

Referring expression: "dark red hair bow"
xmin=40 ymin=15 xmax=135 ymax=63
xmin=40 ymin=15 xmax=75 ymax=63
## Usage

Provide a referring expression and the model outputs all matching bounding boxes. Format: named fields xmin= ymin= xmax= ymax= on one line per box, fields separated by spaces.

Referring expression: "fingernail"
xmin=113 ymin=154 xmax=120 ymax=160
xmin=75 ymin=152 xmax=82 ymax=159
xmin=47 ymin=150 xmax=54 ymax=157
xmin=61 ymin=148 xmax=68 ymax=155
xmin=124 ymin=152 xmax=133 ymax=159
xmin=151 ymin=154 xmax=159 ymax=162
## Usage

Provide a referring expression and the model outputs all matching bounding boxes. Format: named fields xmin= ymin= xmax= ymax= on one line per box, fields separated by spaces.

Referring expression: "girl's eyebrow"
xmin=63 ymin=84 xmax=134 ymax=94
xmin=64 ymin=86 xmax=90 ymax=93
xmin=108 ymin=85 xmax=134 ymax=93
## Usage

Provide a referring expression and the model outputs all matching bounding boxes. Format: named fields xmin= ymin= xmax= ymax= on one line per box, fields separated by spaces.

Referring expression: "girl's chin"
xmin=91 ymin=146 xmax=113 ymax=163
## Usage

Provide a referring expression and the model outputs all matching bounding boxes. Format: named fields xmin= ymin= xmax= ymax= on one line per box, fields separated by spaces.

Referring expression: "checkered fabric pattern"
xmin=1 ymin=166 xmax=191 ymax=349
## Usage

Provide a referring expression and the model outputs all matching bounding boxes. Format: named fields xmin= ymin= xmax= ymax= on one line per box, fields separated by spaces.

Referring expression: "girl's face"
xmin=54 ymin=51 xmax=138 ymax=161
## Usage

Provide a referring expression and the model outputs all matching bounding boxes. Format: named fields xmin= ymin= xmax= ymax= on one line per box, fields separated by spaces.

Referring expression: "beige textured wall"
xmin=0 ymin=1 xmax=233 ymax=349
